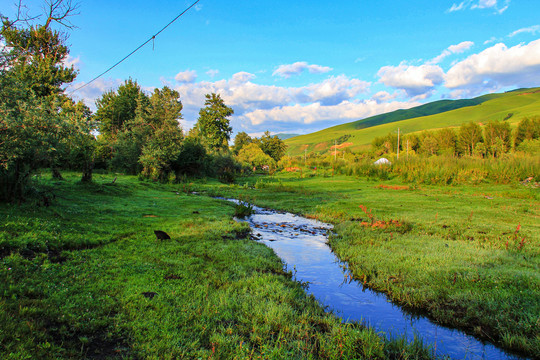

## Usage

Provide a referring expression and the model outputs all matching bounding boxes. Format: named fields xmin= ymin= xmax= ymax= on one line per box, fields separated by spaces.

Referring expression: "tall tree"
xmin=457 ymin=122 xmax=483 ymax=156
xmin=484 ymin=120 xmax=511 ymax=157
xmin=514 ymin=117 xmax=540 ymax=148
xmin=95 ymin=78 xmax=147 ymax=139
xmin=195 ymin=93 xmax=234 ymax=152
xmin=0 ymin=0 xmax=80 ymax=201
xmin=232 ymin=131 xmax=253 ymax=155
xmin=258 ymin=131 xmax=287 ymax=162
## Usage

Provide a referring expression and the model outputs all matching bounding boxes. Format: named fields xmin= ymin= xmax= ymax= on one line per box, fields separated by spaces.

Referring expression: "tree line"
xmin=371 ymin=117 xmax=540 ymax=158
xmin=0 ymin=2 xmax=287 ymax=202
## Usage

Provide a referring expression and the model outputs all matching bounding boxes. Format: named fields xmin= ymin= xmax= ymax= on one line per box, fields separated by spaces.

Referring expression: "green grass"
xmin=0 ymin=172 xmax=442 ymax=359
xmin=285 ymin=87 xmax=540 ymax=155
xmin=208 ymin=173 xmax=540 ymax=357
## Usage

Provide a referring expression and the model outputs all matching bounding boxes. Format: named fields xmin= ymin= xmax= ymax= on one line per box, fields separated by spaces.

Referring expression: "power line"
xmin=69 ymin=0 xmax=201 ymax=94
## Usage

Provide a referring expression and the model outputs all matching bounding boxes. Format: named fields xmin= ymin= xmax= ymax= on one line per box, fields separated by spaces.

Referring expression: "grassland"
xmin=210 ymin=173 xmax=539 ymax=358
xmin=285 ymin=87 xmax=540 ymax=155
xmin=1 ymin=173 xmax=441 ymax=359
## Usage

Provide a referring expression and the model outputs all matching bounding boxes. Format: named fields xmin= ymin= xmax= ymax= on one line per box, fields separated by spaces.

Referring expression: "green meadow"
xmin=1 ymin=173 xmax=441 ymax=359
xmin=210 ymin=172 xmax=539 ymax=357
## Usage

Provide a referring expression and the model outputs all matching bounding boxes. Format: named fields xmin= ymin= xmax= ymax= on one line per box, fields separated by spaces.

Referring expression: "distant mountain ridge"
xmin=284 ymin=87 xmax=540 ymax=155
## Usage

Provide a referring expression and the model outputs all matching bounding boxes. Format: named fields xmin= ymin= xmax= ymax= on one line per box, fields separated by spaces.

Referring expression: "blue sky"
xmin=3 ymin=0 xmax=540 ymax=136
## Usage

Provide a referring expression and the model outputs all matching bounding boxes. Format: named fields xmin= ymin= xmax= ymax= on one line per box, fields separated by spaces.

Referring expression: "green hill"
xmin=285 ymin=87 xmax=540 ymax=155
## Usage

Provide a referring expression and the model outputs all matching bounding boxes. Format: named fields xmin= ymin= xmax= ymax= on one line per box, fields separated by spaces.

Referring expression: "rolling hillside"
xmin=284 ymin=87 xmax=540 ymax=155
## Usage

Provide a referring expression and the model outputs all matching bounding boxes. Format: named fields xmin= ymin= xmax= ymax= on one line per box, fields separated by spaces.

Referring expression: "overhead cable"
xmin=69 ymin=0 xmax=201 ymax=93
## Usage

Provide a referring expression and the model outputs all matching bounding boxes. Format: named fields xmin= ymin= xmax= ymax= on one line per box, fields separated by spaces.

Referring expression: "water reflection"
xmin=231 ymin=201 xmax=526 ymax=360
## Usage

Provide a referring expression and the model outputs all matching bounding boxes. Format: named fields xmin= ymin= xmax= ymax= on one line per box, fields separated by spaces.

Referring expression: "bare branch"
xmin=43 ymin=0 xmax=80 ymax=29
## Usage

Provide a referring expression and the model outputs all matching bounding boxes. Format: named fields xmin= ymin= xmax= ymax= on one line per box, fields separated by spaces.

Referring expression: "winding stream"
xmin=230 ymin=200 xmax=525 ymax=360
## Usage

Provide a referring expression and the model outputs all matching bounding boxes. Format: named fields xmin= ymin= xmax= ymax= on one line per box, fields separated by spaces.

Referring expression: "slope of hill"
xmin=285 ymin=87 xmax=540 ymax=155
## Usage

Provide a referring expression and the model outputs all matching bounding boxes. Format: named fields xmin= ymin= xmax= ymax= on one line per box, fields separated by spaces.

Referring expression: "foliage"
xmin=195 ymin=93 xmax=233 ymax=152
xmin=95 ymin=79 xmax=147 ymax=139
xmin=236 ymin=143 xmax=275 ymax=170
xmin=0 ymin=3 xmax=81 ymax=200
xmin=232 ymin=131 xmax=253 ymax=155
xmin=258 ymin=130 xmax=287 ymax=162
xmin=514 ymin=116 xmax=540 ymax=147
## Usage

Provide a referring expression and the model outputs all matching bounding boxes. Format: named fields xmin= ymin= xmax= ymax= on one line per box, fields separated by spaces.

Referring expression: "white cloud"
xmin=445 ymin=39 xmax=540 ymax=93
xmin=272 ymin=61 xmax=333 ymax=78
xmin=377 ymin=63 xmax=445 ymax=97
xmin=175 ymin=70 xmax=197 ymax=83
xmin=206 ymin=69 xmax=219 ymax=78
xmin=242 ymin=99 xmax=419 ymax=127
xmin=509 ymin=25 xmax=540 ymax=37
xmin=231 ymin=71 xmax=256 ymax=83
xmin=448 ymin=0 xmax=510 ymax=14
xmin=429 ymin=41 xmax=474 ymax=64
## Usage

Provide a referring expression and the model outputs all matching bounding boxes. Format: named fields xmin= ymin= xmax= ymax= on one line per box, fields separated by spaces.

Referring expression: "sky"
xmin=3 ymin=0 xmax=540 ymax=137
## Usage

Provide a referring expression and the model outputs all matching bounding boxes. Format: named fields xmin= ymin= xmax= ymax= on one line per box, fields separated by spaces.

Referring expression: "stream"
xmin=229 ymin=200 xmax=526 ymax=360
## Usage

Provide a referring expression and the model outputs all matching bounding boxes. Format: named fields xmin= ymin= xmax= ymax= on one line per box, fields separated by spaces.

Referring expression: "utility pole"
xmin=398 ymin=128 xmax=399 ymax=160
xmin=407 ymin=139 xmax=409 ymax=159
xmin=334 ymin=140 xmax=337 ymax=162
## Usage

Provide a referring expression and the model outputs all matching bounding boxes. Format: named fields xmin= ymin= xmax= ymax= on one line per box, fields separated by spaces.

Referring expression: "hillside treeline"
xmin=372 ymin=117 xmax=540 ymax=158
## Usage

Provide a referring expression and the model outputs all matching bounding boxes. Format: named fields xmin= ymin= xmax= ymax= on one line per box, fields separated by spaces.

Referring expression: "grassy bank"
xmin=1 ymin=173 xmax=439 ymax=359
xmin=208 ymin=174 xmax=539 ymax=357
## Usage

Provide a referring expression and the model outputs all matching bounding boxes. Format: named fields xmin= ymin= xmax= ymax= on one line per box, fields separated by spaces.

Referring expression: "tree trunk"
xmin=52 ymin=167 xmax=64 ymax=180
xmin=81 ymin=160 xmax=94 ymax=183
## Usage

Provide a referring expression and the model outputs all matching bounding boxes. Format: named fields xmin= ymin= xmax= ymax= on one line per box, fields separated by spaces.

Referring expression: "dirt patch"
xmin=285 ymin=167 xmax=301 ymax=172
xmin=331 ymin=142 xmax=353 ymax=149
xmin=314 ymin=142 xmax=328 ymax=150
xmin=376 ymin=184 xmax=410 ymax=190
xmin=143 ymin=214 xmax=158 ymax=218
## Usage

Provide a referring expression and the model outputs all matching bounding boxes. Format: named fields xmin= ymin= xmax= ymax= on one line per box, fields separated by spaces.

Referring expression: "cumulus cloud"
xmin=231 ymin=71 xmax=256 ymax=83
xmin=377 ymin=63 xmax=445 ymax=97
xmin=242 ymin=99 xmax=420 ymax=128
xmin=509 ymin=25 xmax=540 ymax=37
xmin=206 ymin=69 xmax=219 ymax=78
xmin=445 ymin=39 xmax=540 ymax=93
xmin=272 ymin=61 xmax=333 ymax=78
xmin=175 ymin=70 xmax=197 ymax=83
xmin=448 ymin=0 xmax=509 ymax=14
xmin=429 ymin=41 xmax=474 ymax=64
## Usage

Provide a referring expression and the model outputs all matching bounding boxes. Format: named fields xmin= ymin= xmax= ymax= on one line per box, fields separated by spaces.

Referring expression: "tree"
xmin=457 ymin=122 xmax=483 ymax=156
xmin=236 ymin=143 xmax=275 ymax=170
xmin=195 ymin=93 xmax=234 ymax=152
xmin=0 ymin=0 xmax=80 ymax=201
xmin=258 ymin=131 xmax=287 ymax=162
xmin=232 ymin=131 xmax=252 ymax=155
xmin=484 ymin=120 xmax=511 ymax=157
xmin=95 ymin=78 xmax=147 ymax=139
xmin=434 ymin=128 xmax=457 ymax=156
xmin=514 ymin=117 xmax=540 ymax=148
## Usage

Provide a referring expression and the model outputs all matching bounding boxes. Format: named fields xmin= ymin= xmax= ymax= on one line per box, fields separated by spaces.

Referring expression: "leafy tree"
xmin=0 ymin=0 xmax=80 ymax=200
xmin=139 ymin=124 xmax=183 ymax=181
xmin=258 ymin=131 xmax=287 ymax=162
xmin=457 ymin=122 xmax=483 ymax=156
xmin=484 ymin=120 xmax=511 ymax=157
xmin=514 ymin=116 xmax=540 ymax=148
xmin=173 ymin=137 xmax=208 ymax=177
xmin=195 ymin=93 xmax=234 ymax=152
xmin=95 ymin=78 xmax=148 ymax=139
xmin=61 ymin=98 xmax=96 ymax=182
xmin=434 ymin=128 xmax=457 ymax=156
xmin=148 ymin=86 xmax=183 ymax=127
xmin=232 ymin=131 xmax=253 ymax=155
xmin=419 ymin=133 xmax=438 ymax=156
xmin=236 ymin=143 xmax=275 ymax=169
